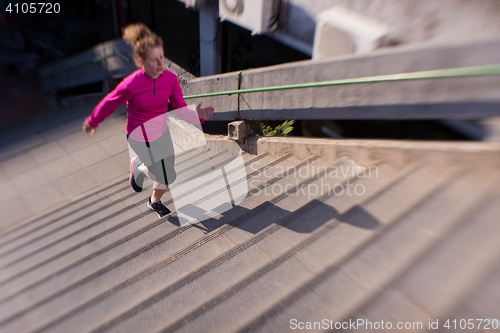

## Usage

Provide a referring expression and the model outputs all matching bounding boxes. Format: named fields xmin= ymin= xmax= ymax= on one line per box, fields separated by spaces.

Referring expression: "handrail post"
xmin=237 ymin=71 xmax=243 ymax=119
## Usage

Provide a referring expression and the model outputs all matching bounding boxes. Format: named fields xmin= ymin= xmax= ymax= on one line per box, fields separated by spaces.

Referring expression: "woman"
xmin=82 ymin=23 xmax=214 ymax=218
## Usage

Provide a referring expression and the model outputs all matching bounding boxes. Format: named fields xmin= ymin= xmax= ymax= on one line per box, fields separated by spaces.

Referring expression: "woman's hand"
xmin=82 ymin=119 xmax=97 ymax=135
xmin=196 ymin=102 xmax=214 ymax=120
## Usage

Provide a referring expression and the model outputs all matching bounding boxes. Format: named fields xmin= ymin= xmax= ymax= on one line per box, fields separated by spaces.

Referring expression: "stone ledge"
xmin=205 ymin=134 xmax=500 ymax=169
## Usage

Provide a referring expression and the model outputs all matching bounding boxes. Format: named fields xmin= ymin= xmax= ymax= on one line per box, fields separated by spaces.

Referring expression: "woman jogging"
xmin=82 ymin=23 xmax=214 ymax=218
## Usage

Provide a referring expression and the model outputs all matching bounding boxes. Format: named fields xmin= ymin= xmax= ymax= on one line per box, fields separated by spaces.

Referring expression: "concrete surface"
xmin=0 ymin=106 xmax=499 ymax=332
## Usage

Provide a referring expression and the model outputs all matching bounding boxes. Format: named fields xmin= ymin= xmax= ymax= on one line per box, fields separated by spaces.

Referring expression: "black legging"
xmin=127 ymin=128 xmax=176 ymax=185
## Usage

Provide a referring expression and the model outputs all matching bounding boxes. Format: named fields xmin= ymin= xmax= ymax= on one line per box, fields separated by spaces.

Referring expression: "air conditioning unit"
xmin=313 ymin=6 xmax=389 ymax=60
xmin=219 ymin=0 xmax=279 ymax=35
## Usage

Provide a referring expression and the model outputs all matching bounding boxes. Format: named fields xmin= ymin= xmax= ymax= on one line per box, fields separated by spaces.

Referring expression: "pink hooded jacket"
xmin=86 ymin=68 xmax=202 ymax=142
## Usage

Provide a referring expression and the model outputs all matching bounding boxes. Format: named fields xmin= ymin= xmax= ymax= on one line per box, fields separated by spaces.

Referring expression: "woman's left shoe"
xmin=130 ymin=157 xmax=145 ymax=192
xmin=147 ymin=197 xmax=171 ymax=218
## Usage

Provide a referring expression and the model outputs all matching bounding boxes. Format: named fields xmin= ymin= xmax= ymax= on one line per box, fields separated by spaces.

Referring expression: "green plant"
xmin=259 ymin=120 xmax=295 ymax=136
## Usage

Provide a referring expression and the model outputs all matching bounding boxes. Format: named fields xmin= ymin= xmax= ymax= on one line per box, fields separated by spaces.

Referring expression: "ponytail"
xmin=123 ymin=23 xmax=163 ymax=66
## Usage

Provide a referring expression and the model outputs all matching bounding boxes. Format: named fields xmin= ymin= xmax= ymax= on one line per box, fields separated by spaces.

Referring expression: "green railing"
xmin=184 ymin=63 xmax=500 ymax=99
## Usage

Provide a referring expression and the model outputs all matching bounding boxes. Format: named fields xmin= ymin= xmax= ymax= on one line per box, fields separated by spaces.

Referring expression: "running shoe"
xmin=147 ymin=197 xmax=171 ymax=218
xmin=130 ymin=157 xmax=145 ymax=192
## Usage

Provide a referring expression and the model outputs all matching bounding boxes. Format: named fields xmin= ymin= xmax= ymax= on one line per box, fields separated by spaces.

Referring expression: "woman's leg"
xmin=129 ymin=130 xmax=175 ymax=217
xmin=138 ymin=168 xmax=167 ymax=202
xmin=141 ymin=169 xmax=171 ymax=217
xmin=139 ymin=158 xmax=174 ymax=203
xmin=151 ymin=186 xmax=167 ymax=202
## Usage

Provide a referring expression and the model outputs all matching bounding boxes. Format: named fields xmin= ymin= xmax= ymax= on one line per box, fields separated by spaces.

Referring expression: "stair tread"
xmin=243 ymin=170 xmax=498 ymax=333
xmin=0 ymin=157 xmax=390 ymax=330
xmin=0 ymin=154 xmax=319 ymax=315
xmin=0 ymin=140 xmax=498 ymax=333
xmin=3 ymin=162 xmax=401 ymax=333
xmin=138 ymin=164 xmax=451 ymax=333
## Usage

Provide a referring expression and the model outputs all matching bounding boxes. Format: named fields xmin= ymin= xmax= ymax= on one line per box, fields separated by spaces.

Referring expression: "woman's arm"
xmin=83 ymin=80 xmax=131 ymax=134
xmin=169 ymin=76 xmax=214 ymax=124
xmin=196 ymin=103 xmax=214 ymax=120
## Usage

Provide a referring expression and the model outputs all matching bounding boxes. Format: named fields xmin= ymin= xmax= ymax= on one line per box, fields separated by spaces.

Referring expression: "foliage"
xmin=259 ymin=120 xmax=295 ymax=137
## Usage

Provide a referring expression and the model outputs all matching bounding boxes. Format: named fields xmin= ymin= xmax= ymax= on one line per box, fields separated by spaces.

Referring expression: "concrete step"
xmin=27 ymin=161 xmax=401 ymax=333
xmin=124 ymin=163 xmax=450 ymax=333
xmin=0 ymin=177 xmax=128 ymax=247
xmin=0 ymin=152 xmax=308 ymax=330
xmin=0 ymin=176 xmax=130 ymax=250
xmin=3 ymin=133 xmax=495 ymax=333
xmin=0 ymin=146 xmax=201 ymax=250
xmin=0 ymin=144 xmax=250 ymax=265
xmin=243 ymin=169 xmax=499 ymax=333
xmin=0 ymin=154 xmax=360 ymax=330
xmin=432 ymin=239 xmax=500 ymax=327
xmin=0 ymin=195 xmax=135 ymax=268
xmin=0 ymin=151 xmax=273 ymax=299
xmin=347 ymin=182 xmax=500 ymax=329
xmin=0 ymin=148 xmax=266 ymax=265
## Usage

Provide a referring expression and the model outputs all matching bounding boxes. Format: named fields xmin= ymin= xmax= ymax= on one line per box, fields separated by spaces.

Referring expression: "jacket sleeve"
xmin=169 ymin=76 xmax=205 ymax=125
xmin=86 ymin=80 xmax=131 ymax=128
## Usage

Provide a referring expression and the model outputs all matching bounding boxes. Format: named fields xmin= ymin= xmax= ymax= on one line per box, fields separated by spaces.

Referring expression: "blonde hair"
xmin=123 ymin=23 xmax=163 ymax=67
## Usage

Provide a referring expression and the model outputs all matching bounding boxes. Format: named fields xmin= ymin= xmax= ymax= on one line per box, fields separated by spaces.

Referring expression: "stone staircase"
xmin=0 ymin=125 xmax=499 ymax=332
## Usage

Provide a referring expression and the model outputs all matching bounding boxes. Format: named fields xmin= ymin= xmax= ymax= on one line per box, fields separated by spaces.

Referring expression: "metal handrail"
xmin=184 ymin=63 xmax=500 ymax=99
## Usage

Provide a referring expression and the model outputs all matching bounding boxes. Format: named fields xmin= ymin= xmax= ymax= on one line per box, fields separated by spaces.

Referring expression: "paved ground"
xmin=0 ymin=105 xmax=131 ymax=232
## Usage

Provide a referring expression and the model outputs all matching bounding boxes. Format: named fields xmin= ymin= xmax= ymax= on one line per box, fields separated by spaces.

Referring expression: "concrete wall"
xmin=242 ymin=136 xmax=500 ymax=169
xmin=182 ymin=39 xmax=500 ymax=121
xmin=40 ymin=39 xmax=138 ymax=91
